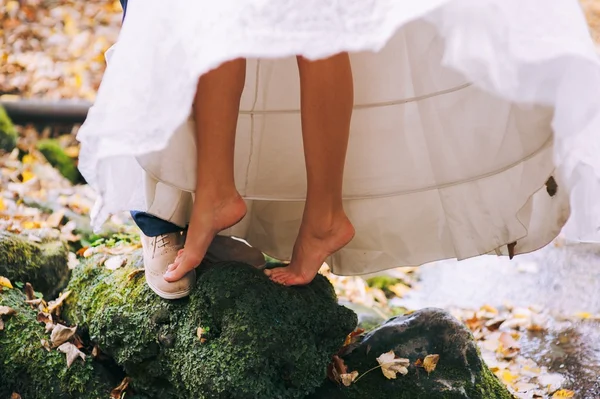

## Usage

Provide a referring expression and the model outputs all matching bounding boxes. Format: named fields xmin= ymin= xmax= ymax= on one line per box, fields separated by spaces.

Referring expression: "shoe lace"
xmin=152 ymin=234 xmax=170 ymax=257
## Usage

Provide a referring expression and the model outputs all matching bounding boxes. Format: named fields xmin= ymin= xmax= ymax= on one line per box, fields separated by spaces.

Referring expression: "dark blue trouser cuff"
xmin=130 ymin=211 xmax=185 ymax=237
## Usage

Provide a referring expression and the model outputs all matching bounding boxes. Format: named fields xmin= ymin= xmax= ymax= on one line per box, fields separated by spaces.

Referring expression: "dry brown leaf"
xmin=46 ymin=209 xmax=65 ymax=228
xmin=92 ymin=344 xmax=100 ymax=358
xmin=0 ymin=306 xmax=16 ymax=317
xmin=376 ymin=351 xmax=410 ymax=379
xmin=0 ymin=276 xmax=13 ymax=289
xmin=51 ymin=324 xmax=77 ymax=347
xmin=45 ymin=322 xmax=55 ymax=333
xmin=40 ymin=339 xmax=51 ymax=351
xmin=343 ymin=328 xmax=365 ymax=347
xmin=104 ymin=255 xmax=126 ymax=270
xmin=127 ymin=268 xmax=145 ymax=281
xmin=82 ymin=247 xmax=95 ymax=258
xmin=340 ymin=371 xmax=359 ymax=387
xmin=498 ymin=331 xmax=520 ymax=359
xmin=11 ymin=393 xmax=21 ymax=399
xmin=72 ymin=334 xmax=85 ymax=349
xmin=196 ymin=327 xmax=207 ymax=343
xmin=36 ymin=311 xmax=53 ymax=324
xmin=110 ymin=377 xmax=131 ymax=399
xmin=464 ymin=315 xmax=484 ymax=332
xmin=47 ymin=290 xmax=71 ymax=316
xmin=57 ymin=342 xmax=86 ymax=367
xmin=484 ymin=317 xmax=506 ymax=331
xmin=25 ymin=298 xmax=43 ymax=307
xmin=423 ymin=354 xmax=440 ymax=374
xmin=327 ymin=354 xmax=348 ymax=383
xmin=0 ymin=305 xmax=16 ymax=329
xmin=24 ymin=282 xmax=35 ymax=301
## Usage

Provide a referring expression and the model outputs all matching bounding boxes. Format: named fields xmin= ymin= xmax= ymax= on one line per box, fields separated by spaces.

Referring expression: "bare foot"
xmin=265 ymin=213 xmax=354 ymax=286
xmin=164 ymin=193 xmax=246 ymax=282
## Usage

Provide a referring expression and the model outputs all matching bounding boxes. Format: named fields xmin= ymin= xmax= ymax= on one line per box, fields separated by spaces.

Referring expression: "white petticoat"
xmin=77 ymin=0 xmax=600 ymax=275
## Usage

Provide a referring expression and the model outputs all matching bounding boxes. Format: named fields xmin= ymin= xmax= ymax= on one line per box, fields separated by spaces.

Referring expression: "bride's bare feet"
xmin=164 ymin=193 xmax=246 ymax=282
xmin=265 ymin=213 xmax=354 ymax=286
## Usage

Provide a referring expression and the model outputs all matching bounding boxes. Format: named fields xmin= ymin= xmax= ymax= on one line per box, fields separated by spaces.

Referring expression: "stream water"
xmin=396 ymin=241 xmax=600 ymax=398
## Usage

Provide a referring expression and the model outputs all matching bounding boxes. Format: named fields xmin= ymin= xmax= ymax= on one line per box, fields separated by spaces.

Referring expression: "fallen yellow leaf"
xmin=499 ymin=369 xmax=518 ymax=385
xmin=480 ymin=304 xmax=499 ymax=314
xmin=0 ymin=197 xmax=5 ymax=212
xmin=21 ymin=154 xmax=35 ymax=165
xmin=22 ymin=220 xmax=40 ymax=230
xmin=423 ymin=354 xmax=440 ymax=374
xmin=64 ymin=146 xmax=80 ymax=158
xmin=575 ymin=312 xmax=593 ymax=319
xmin=21 ymin=170 xmax=35 ymax=182
xmin=552 ymin=389 xmax=575 ymax=398
xmin=0 ymin=277 xmax=13 ymax=289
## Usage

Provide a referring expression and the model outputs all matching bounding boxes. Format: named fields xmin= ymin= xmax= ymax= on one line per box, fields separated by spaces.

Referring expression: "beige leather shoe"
xmin=141 ymin=231 xmax=196 ymax=299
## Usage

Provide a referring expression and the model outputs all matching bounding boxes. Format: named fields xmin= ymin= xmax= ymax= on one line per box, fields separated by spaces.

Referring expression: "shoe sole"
xmin=145 ymin=272 xmax=195 ymax=300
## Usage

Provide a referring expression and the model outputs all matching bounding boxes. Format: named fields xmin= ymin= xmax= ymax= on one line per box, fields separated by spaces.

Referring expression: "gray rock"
xmin=311 ymin=308 xmax=512 ymax=399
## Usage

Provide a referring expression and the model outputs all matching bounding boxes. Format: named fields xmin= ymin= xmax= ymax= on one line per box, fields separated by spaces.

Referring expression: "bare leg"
xmin=164 ymin=59 xmax=247 ymax=282
xmin=265 ymin=53 xmax=355 ymax=286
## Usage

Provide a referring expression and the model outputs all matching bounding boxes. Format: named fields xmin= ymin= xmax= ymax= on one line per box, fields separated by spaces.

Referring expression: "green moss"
xmin=0 ymin=287 xmax=113 ymax=399
xmin=0 ymin=105 xmax=17 ymax=152
xmin=36 ymin=139 xmax=83 ymax=184
xmin=0 ymin=232 xmax=70 ymax=299
xmin=63 ymin=251 xmax=357 ymax=399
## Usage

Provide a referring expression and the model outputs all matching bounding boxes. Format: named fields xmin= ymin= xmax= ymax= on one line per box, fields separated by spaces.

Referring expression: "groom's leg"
xmin=139 ymin=176 xmax=196 ymax=299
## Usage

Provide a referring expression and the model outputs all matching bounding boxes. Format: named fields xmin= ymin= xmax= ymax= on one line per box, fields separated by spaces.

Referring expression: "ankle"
xmin=195 ymin=186 xmax=242 ymax=204
xmin=301 ymin=209 xmax=352 ymax=236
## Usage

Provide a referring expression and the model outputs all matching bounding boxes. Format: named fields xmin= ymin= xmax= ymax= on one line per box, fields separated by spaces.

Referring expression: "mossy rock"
xmin=36 ymin=139 xmax=84 ymax=185
xmin=0 ymin=287 xmax=114 ymax=399
xmin=63 ymin=251 xmax=357 ymax=399
xmin=0 ymin=232 xmax=70 ymax=299
xmin=0 ymin=105 xmax=18 ymax=152
xmin=311 ymin=308 xmax=513 ymax=399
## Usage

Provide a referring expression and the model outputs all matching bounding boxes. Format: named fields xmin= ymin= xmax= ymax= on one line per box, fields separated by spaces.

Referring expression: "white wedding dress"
xmin=77 ymin=0 xmax=600 ymax=275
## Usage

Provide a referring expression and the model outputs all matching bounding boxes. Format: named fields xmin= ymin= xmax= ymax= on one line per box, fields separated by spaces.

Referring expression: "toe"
xmin=164 ymin=260 xmax=195 ymax=282
xmin=270 ymin=272 xmax=290 ymax=285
